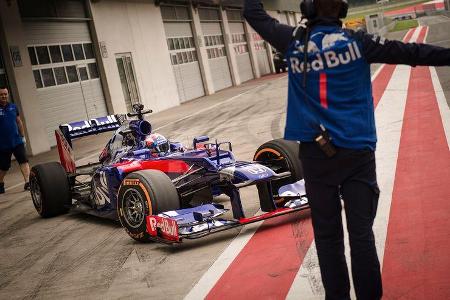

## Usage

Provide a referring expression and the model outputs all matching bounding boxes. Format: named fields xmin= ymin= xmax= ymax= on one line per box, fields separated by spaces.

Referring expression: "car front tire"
xmin=117 ymin=170 xmax=180 ymax=243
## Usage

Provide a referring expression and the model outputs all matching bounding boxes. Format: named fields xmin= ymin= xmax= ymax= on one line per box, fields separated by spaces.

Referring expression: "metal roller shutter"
xmin=24 ymin=21 xmax=108 ymax=146
xmin=199 ymin=8 xmax=232 ymax=92
xmin=228 ymin=21 xmax=254 ymax=83
xmin=287 ymin=12 xmax=297 ymax=26
xmin=248 ymin=28 xmax=271 ymax=76
xmin=278 ymin=12 xmax=289 ymax=25
xmin=162 ymin=7 xmax=205 ymax=103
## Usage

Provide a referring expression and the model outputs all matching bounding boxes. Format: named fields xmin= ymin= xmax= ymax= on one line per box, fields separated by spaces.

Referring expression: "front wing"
xmin=145 ymin=191 xmax=309 ymax=244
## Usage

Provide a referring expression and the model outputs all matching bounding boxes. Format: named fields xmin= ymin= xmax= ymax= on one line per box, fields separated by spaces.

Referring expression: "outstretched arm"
xmin=353 ymin=31 xmax=450 ymax=66
xmin=243 ymin=0 xmax=295 ymax=53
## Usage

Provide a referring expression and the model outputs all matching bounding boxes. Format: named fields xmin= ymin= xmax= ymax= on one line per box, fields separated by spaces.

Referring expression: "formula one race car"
xmin=30 ymin=104 xmax=309 ymax=244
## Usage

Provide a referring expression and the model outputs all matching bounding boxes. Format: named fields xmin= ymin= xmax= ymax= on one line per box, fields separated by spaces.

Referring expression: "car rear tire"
xmin=117 ymin=170 xmax=180 ymax=243
xmin=30 ymin=162 xmax=71 ymax=218
xmin=254 ymin=139 xmax=303 ymax=210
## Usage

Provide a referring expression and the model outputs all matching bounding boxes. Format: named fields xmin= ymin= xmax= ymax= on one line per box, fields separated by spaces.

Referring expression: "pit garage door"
xmin=249 ymin=28 xmax=272 ymax=76
xmin=162 ymin=6 xmax=205 ymax=103
xmin=278 ymin=12 xmax=289 ymax=25
xmin=227 ymin=11 xmax=254 ymax=83
xmin=295 ymin=13 xmax=303 ymax=24
xmin=287 ymin=12 xmax=297 ymax=26
xmin=199 ymin=8 xmax=232 ymax=92
xmin=25 ymin=21 xmax=108 ymax=146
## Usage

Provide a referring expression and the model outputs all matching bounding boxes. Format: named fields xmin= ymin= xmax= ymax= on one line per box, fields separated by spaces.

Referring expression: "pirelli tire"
xmin=30 ymin=162 xmax=71 ymax=218
xmin=254 ymin=139 xmax=303 ymax=209
xmin=117 ymin=170 xmax=180 ymax=243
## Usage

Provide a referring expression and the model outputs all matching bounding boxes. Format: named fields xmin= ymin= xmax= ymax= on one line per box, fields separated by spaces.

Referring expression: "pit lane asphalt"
xmin=0 ymin=15 xmax=449 ymax=299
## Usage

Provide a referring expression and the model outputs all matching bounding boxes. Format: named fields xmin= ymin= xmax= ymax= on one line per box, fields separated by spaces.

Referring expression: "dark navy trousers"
xmin=299 ymin=142 xmax=382 ymax=300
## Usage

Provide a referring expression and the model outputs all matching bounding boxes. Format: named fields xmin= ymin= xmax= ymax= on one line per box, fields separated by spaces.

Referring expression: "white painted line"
xmin=424 ymin=24 xmax=430 ymax=43
xmin=5 ymin=181 xmax=25 ymax=192
xmin=425 ymin=0 xmax=443 ymax=5
xmin=373 ymin=65 xmax=412 ymax=268
xmin=411 ymin=25 xmax=423 ymax=41
xmin=430 ymin=67 xmax=450 ymax=149
xmin=184 ymin=220 xmax=262 ymax=300
xmin=371 ymin=64 xmax=386 ymax=81
xmin=285 ymin=240 xmax=322 ymax=299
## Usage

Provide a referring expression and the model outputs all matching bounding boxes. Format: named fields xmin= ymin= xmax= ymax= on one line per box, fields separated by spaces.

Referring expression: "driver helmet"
xmin=144 ymin=133 xmax=170 ymax=155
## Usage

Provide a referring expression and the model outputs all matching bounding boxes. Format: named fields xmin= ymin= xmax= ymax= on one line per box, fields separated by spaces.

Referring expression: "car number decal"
xmin=244 ymin=165 xmax=269 ymax=175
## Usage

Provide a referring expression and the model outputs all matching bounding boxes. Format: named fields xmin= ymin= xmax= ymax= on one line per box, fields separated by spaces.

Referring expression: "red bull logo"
xmin=290 ymin=41 xmax=362 ymax=73
xmin=147 ymin=216 xmax=179 ymax=241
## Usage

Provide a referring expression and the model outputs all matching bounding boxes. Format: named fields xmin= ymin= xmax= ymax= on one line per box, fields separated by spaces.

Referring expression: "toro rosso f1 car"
xmin=30 ymin=104 xmax=309 ymax=244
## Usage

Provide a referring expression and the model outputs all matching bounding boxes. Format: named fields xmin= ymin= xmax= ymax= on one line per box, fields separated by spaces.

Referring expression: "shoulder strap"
xmin=292 ymin=23 xmax=307 ymax=42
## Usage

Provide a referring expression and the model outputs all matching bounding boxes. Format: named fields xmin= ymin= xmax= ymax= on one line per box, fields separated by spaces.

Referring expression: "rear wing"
xmin=55 ymin=129 xmax=76 ymax=174
xmin=55 ymin=114 xmax=125 ymax=173
xmin=59 ymin=115 xmax=124 ymax=147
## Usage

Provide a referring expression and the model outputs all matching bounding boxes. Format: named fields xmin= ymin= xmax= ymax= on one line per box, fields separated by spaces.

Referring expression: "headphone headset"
xmin=300 ymin=0 xmax=348 ymax=20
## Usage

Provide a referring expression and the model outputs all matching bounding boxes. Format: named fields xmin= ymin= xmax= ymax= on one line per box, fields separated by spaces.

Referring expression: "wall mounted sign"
xmin=10 ymin=46 xmax=22 ymax=67
xmin=99 ymin=41 xmax=108 ymax=58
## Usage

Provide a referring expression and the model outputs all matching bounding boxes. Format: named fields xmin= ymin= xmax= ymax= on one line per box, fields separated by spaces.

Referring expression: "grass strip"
xmin=390 ymin=19 xmax=419 ymax=31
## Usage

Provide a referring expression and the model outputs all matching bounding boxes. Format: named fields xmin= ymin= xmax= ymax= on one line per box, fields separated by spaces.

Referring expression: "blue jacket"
xmin=0 ymin=103 xmax=23 ymax=150
xmin=244 ymin=0 xmax=450 ymax=150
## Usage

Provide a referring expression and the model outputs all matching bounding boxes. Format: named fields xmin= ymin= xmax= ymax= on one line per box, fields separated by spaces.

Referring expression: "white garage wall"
xmin=89 ymin=0 xmax=179 ymax=114
xmin=0 ymin=1 xmax=51 ymax=154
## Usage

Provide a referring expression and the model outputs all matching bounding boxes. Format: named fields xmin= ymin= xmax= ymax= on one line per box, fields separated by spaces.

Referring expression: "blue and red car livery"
xmin=30 ymin=104 xmax=309 ymax=244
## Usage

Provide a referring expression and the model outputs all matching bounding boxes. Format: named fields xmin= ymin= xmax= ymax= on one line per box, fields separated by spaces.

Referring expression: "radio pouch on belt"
xmin=315 ymin=125 xmax=337 ymax=157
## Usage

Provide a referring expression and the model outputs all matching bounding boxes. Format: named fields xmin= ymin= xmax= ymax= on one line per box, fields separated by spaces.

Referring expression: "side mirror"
xmin=193 ymin=135 xmax=209 ymax=149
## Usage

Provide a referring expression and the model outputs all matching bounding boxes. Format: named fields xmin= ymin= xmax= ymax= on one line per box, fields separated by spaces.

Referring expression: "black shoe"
xmin=24 ymin=182 xmax=30 ymax=191
xmin=0 ymin=183 xmax=4 ymax=194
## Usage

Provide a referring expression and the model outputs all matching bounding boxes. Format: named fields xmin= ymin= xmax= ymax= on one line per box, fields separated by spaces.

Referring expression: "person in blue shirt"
xmin=244 ymin=0 xmax=450 ymax=299
xmin=0 ymin=87 xmax=30 ymax=194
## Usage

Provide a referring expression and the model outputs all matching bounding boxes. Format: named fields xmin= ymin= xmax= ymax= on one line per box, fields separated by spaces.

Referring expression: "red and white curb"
xmin=288 ymin=27 xmax=424 ymax=299
xmin=186 ymin=25 xmax=450 ymax=299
